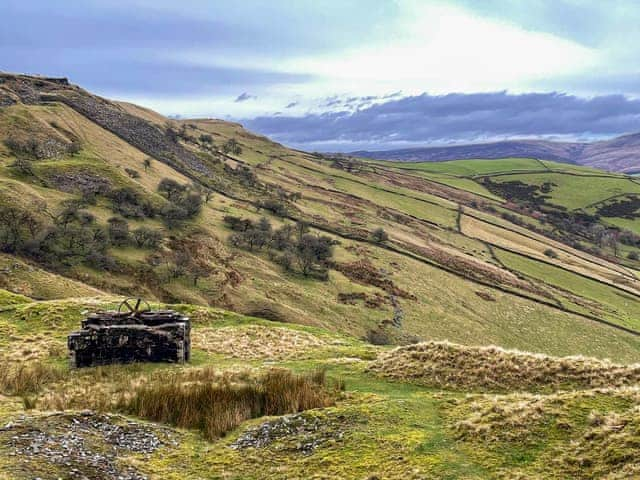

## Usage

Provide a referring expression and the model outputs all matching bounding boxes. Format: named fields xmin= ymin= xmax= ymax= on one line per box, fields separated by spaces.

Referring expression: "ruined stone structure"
xmin=68 ymin=299 xmax=190 ymax=368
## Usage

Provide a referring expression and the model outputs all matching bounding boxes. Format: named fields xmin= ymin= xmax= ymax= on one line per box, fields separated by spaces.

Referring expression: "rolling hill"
xmin=3 ymin=73 xmax=640 ymax=478
xmin=353 ymin=132 xmax=640 ymax=173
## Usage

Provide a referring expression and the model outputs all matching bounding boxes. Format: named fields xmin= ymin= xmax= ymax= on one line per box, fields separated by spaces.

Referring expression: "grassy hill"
xmin=352 ymin=132 xmax=640 ymax=173
xmin=2 ymin=74 xmax=640 ymax=478
xmin=2 ymin=297 xmax=640 ymax=479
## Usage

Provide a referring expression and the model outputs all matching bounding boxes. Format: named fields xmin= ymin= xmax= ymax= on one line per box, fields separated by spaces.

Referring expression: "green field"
xmin=490 ymin=172 xmax=640 ymax=210
xmin=372 ymin=157 xmax=549 ymax=176
xmin=495 ymin=247 xmax=640 ymax=331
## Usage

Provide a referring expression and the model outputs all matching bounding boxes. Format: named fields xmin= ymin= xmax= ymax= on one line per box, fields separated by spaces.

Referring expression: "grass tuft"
xmin=0 ymin=361 xmax=66 ymax=396
xmin=125 ymin=368 xmax=336 ymax=440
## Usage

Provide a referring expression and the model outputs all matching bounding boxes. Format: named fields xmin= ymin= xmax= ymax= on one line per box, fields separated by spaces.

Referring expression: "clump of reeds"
xmin=0 ymin=361 xmax=66 ymax=396
xmin=125 ymin=368 xmax=336 ymax=440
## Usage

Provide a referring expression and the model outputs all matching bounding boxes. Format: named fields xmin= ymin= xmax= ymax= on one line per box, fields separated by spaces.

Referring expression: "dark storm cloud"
xmin=243 ymin=91 xmax=640 ymax=148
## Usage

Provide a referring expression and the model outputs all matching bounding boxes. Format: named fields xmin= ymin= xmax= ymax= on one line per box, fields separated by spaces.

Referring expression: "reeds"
xmin=0 ymin=361 xmax=65 ymax=396
xmin=125 ymin=368 xmax=335 ymax=440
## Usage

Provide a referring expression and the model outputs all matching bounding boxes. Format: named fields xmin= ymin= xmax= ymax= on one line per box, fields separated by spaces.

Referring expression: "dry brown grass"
xmin=5 ymin=362 xmax=338 ymax=441
xmin=368 ymin=341 xmax=640 ymax=391
xmin=1 ymin=336 xmax=66 ymax=364
xmin=193 ymin=325 xmax=326 ymax=360
xmin=0 ymin=361 xmax=66 ymax=396
xmin=125 ymin=368 xmax=336 ymax=440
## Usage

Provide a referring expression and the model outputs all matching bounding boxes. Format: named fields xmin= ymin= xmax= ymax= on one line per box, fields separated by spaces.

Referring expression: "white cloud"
xmin=132 ymin=0 xmax=602 ymax=117
xmin=280 ymin=1 xmax=597 ymax=95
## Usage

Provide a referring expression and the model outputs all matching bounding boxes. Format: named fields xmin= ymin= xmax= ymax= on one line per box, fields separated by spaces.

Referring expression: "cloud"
xmin=323 ymin=99 xmax=343 ymax=107
xmin=243 ymin=91 xmax=640 ymax=150
xmin=3 ymin=0 xmax=638 ymax=121
xmin=235 ymin=92 xmax=257 ymax=102
xmin=278 ymin=2 xmax=596 ymax=96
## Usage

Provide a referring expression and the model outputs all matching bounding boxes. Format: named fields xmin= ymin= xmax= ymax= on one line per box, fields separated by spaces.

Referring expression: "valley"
xmin=2 ymin=74 xmax=640 ymax=478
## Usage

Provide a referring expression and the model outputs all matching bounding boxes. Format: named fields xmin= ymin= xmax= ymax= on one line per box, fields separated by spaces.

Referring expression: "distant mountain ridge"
xmin=352 ymin=132 xmax=640 ymax=173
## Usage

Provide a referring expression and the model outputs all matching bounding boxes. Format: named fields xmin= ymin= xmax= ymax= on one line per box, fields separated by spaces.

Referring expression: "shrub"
xmin=107 ymin=217 xmax=130 ymax=246
xmin=224 ymin=215 xmax=252 ymax=231
xmin=157 ymin=179 xmax=203 ymax=227
xmin=158 ymin=178 xmax=187 ymax=200
xmin=294 ymin=234 xmax=334 ymax=276
xmin=370 ymin=227 xmax=389 ymax=243
xmin=179 ymin=192 xmax=204 ymax=217
xmin=0 ymin=205 xmax=42 ymax=253
xmin=544 ymin=248 xmax=558 ymax=259
xmin=224 ymin=217 xmax=334 ymax=276
xmin=108 ymin=187 xmax=150 ymax=218
xmin=124 ymin=167 xmax=140 ymax=179
xmin=131 ymin=227 xmax=163 ymax=248
xmin=258 ymin=199 xmax=287 ymax=216
xmin=160 ymin=203 xmax=188 ymax=229
xmin=222 ymin=138 xmax=242 ymax=156
xmin=199 ymin=133 xmax=213 ymax=144
xmin=628 ymin=251 xmax=639 ymax=261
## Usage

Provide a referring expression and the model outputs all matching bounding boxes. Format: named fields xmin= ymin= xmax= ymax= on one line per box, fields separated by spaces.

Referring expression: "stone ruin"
xmin=68 ymin=298 xmax=190 ymax=368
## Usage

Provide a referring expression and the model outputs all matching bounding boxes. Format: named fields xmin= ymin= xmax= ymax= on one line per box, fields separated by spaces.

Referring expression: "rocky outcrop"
xmin=52 ymin=90 xmax=212 ymax=176
xmin=0 ymin=73 xmax=213 ymax=178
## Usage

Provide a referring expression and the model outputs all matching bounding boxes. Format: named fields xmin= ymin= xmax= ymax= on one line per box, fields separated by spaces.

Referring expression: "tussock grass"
xmin=368 ymin=341 xmax=640 ymax=391
xmin=0 ymin=361 xmax=65 ymax=396
xmin=126 ymin=368 xmax=336 ymax=440
xmin=2 ymin=360 xmax=337 ymax=441
xmin=193 ymin=325 xmax=326 ymax=360
xmin=452 ymin=387 xmax=640 ymax=479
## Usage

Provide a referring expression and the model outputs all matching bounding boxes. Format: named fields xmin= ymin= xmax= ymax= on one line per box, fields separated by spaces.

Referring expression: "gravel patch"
xmin=230 ymin=412 xmax=354 ymax=455
xmin=1 ymin=411 xmax=178 ymax=480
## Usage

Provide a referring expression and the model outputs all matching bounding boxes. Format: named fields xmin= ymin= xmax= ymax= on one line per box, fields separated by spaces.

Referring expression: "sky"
xmin=3 ymin=0 xmax=640 ymax=151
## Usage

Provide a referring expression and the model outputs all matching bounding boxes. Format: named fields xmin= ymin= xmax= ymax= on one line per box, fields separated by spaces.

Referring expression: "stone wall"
xmin=68 ymin=310 xmax=190 ymax=368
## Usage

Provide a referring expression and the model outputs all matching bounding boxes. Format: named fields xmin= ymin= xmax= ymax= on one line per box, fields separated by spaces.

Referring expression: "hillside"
xmin=3 ymin=74 xmax=640 ymax=358
xmin=2 ymin=297 xmax=640 ymax=479
xmin=353 ymin=132 xmax=640 ymax=173
xmin=3 ymin=73 xmax=640 ymax=478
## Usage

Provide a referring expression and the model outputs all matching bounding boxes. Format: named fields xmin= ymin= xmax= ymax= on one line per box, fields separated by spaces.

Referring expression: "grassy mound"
xmin=0 ymin=288 xmax=31 ymax=307
xmin=368 ymin=341 xmax=640 ymax=391
xmin=451 ymin=387 xmax=640 ymax=479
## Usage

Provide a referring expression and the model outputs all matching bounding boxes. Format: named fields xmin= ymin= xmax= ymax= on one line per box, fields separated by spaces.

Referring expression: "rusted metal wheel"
xmin=117 ymin=298 xmax=151 ymax=315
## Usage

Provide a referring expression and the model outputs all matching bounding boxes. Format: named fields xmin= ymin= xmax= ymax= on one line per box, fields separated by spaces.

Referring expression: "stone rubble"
xmin=2 ymin=411 xmax=178 ymax=480
xmin=230 ymin=412 xmax=351 ymax=455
